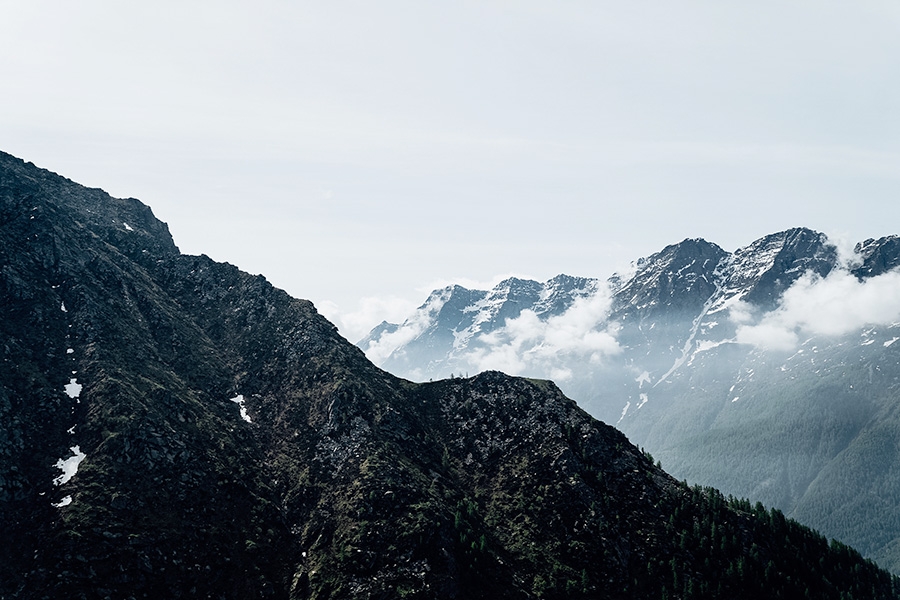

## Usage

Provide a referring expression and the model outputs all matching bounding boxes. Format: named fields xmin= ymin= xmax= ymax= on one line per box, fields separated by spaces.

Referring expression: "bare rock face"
xmin=854 ymin=235 xmax=900 ymax=278
xmin=2 ymin=150 xmax=898 ymax=599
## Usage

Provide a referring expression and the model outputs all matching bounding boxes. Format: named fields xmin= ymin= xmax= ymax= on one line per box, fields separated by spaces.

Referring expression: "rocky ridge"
xmin=2 ymin=150 xmax=899 ymax=598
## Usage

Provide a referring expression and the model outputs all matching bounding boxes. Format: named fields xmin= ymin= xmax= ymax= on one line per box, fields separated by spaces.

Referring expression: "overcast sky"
xmin=3 ymin=1 xmax=899 ymax=341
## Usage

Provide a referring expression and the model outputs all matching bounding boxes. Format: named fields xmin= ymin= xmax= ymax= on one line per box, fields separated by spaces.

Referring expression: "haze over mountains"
xmin=5 ymin=151 xmax=900 ymax=598
xmin=361 ymin=228 xmax=900 ymax=571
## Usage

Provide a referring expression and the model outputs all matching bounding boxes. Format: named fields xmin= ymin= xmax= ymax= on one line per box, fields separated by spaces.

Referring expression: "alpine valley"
xmin=2 ymin=149 xmax=899 ymax=600
xmin=361 ymin=226 xmax=900 ymax=574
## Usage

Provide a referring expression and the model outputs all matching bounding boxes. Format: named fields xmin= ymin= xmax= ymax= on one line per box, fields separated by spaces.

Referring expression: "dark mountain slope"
xmin=2 ymin=150 xmax=898 ymax=598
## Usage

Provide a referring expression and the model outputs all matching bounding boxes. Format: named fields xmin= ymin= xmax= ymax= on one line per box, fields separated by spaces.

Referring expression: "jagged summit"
xmin=630 ymin=237 xmax=725 ymax=270
xmin=362 ymin=273 xmax=606 ymax=379
xmin=854 ymin=235 xmax=900 ymax=277
xmin=361 ymin=227 xmax=845 ymax=383
xmin=718 ymin=227 xmax=837 ymax=309
xmin=611 ymin=237 xmax=727 ymax=319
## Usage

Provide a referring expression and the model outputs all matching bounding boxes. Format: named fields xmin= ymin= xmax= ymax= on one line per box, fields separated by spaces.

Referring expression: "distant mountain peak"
xmin=721 ymin=227 xmax=836 ymax=308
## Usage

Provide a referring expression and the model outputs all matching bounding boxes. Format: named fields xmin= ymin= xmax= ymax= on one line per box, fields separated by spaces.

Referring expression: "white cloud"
xmin=734 ymin=322 xmax=799 ymax=352
xmin=359 ymin=288 xmax=452 ymax=365
xmin=550 ymin=367 xmax=574 ymax=382
xmin=465 ymin=285 xmax=621 ymax=376
xmin=826 ymin=231 xmax=865 ymax=270
xmin=322 ymin=273 xmax=541 ymax=346
xmin=734 ymin=266 xmax=900 ymax=350
xmin=467 ymin=341 xmax=528 ymax=376
xmin=319 ymin=294 xmax=419 ymax=344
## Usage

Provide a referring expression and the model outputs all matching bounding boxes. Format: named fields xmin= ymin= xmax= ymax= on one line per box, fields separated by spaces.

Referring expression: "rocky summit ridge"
xmin=2 ymin=150 xmax=899 ymax=599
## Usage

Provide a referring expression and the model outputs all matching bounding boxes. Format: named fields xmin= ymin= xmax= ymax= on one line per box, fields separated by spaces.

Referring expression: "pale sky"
xmin=3 ymin=1 xmax=899 ymax=341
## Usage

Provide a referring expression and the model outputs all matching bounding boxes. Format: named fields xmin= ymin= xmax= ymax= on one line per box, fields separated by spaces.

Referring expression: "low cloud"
xmin=359 ymin=288 xmax=451 ymax=365
xmin=734 ymin=267 xmax=900 ymax=350
xmin=319 ymin=294 xmax=419 ymax=346
xmin=465 ymin=285 xmax=621 ymax=376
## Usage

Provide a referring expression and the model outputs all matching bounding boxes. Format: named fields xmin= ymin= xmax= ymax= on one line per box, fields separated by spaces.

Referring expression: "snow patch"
xmin=52 ymin=495 xmax=73 ymax=508
xmin=53 ymin=446 xmax=86 ymax=486
xmin=231 ymin=395 xmax=252 ymax=423
xmin=689 ymin=339 xmax=733 ymax=365
xmin=635 ymin=371 xmax=651 ymax=388
xmin=885 ymin=338 xmax=899 ymax=347
xmin=616 ymin=401 xmax=631 ymax=425
xmin=60 ymin=302 xmax=67 ymax=313
xmin=637 ymin=393 xmax=648 ymax=409
xmin=363 ymin=287 xmax=452 ymax=365
xmin=123 ymin=222 xmax=134 ymax=231
xmin=64 ymin=378 xmax=82 ymax=400
xmin=66 ymin=348 xmax=74 ymax=354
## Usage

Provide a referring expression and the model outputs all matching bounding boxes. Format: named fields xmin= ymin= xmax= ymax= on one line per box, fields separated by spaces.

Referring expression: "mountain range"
xmin=2 ymin=149 xmax=899 ymax=598
xmin=360 ymin=227 xmax=900 ymax=572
